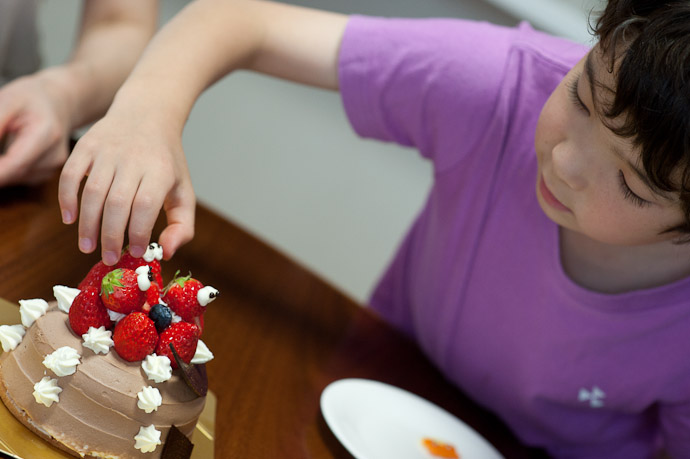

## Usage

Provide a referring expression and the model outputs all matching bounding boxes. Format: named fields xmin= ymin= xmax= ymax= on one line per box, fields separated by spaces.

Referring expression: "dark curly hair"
xmin=593 ymin=0 xmax=690 ymax=240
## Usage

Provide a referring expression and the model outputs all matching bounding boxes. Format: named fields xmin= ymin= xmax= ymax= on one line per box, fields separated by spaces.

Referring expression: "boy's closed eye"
xmin=567 ymin=75 xmax=589 ymax=116
xmin=566 ymin=69 xmax=663 ymax=209
xmin=617 ymin=170 xmax=651 ymax=208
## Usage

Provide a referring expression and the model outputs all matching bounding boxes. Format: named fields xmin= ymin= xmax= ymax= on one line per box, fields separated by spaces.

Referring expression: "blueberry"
xmin=149 ymin=304 xmax=172 ymax=333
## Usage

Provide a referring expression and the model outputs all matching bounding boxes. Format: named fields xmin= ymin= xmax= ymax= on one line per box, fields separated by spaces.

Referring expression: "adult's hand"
xmin=0 ymin=74 xmax=72 ymax=186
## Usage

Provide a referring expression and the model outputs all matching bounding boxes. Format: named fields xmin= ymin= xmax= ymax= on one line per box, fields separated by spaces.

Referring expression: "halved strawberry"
xmin=101 ymin=268 xmax=146 ymax=314
xmin=113 ymin=312 xmax=158 ymax=361
xmin=142 ymin=282 xmax=160 ymax=313
xmin=193 ymin=313 xmax=204 ymax=336
xmin=155 ymin=322 xmax=199 ymax=369
xmin=68 ymin=286 xmax=113 ymax=336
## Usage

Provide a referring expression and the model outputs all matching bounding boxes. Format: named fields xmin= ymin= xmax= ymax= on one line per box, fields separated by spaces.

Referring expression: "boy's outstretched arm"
xmin=58 ymin=0 xmax=348 ymax=265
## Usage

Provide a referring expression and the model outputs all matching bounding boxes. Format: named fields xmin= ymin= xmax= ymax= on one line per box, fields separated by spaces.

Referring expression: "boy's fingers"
xmin=58 ymin=152 xmax=93 ymax=224
xmin=158 ymin=221 xmax=195 ymax=261
xmin=78 ymin=166 xmax=115 ymax=254
xmin=127 ymin=178 xmax=169 ymax=258
xmin=101 ymin=172 xmax=142 ymax=266
xmin=159 ymin=191 xmax=196 ymax=260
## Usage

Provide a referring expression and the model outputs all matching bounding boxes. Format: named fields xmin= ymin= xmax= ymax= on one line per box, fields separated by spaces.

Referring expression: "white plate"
xmin=320 ymin=378 xmax=505 ymax=459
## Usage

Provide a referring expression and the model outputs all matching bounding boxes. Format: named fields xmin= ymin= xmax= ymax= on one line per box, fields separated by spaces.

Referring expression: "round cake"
xmin=0 ymin=244 xmax=216 ymax=458
xmin=0 ymin=303 xmax=205 ymax=458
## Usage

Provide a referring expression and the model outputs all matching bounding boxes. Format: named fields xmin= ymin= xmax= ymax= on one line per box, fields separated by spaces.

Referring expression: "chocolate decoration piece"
xmin=161 ymin=425 xmax=194 ymax=459
xmin=169 ymin=343 xmax=208 ymax=397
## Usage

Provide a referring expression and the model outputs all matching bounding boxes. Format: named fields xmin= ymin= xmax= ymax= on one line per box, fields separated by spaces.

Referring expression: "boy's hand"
xmin=58 ymin=112 xmax=195 ymax=266
xmin=57 ymin=0 xmax=349 ymax=267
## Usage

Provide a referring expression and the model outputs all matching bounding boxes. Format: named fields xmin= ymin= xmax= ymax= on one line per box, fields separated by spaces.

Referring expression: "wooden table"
xmin=0 ymin=174 xmax=546 ymax=458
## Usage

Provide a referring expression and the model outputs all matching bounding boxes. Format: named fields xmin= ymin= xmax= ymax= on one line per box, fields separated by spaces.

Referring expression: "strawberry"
xmin=163 ymin=273 xmax=218 ymax=323
xmin=117 ymin=248 xmax=163 ymax=287
xmin=101 ymin=268 xmax=146 ymax=314
xmin=113 ymin=312 xmax=158 ymax=361
xmin=193 ymin=313 xmax=204 ymax=336
xmin=78 ymin=261 xmax=113 ymax=291
xmin=155 ymin=322 xmax=199 ymax=369
xmin=68 ymin=286 xmax=113 ymax=336
xmin=142 ymin=282 xmax=160 ymax=313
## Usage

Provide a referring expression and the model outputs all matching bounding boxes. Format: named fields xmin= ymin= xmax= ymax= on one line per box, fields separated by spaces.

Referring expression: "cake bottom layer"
xmin=0 ymin=304 xmax=206 ymax=459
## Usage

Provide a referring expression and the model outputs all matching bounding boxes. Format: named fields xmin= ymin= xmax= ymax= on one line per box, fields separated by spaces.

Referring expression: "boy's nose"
xmin=551 ymin=142 xmax=587 ymax=191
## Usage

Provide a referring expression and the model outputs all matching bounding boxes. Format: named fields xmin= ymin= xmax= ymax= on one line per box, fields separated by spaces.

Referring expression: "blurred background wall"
xmin=38 ymin=0 xmax=601 ymax=303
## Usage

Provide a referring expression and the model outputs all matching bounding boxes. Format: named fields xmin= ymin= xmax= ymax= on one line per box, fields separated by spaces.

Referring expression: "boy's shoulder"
xmin=510 ymin=21 xmax=590 ymax=72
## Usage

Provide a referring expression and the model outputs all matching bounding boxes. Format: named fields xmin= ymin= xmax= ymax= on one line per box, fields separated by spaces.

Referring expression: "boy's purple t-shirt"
xmin=338 ymin=16 xmax=690 ymax=458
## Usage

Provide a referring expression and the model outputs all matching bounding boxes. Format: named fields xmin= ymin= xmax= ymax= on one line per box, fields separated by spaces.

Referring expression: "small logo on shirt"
xmin=578 ymin=386 xmax=605 ymax=408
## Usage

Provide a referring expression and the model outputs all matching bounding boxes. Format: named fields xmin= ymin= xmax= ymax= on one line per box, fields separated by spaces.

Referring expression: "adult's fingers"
xmin=22 ymin=141 xmax=69 ymax=185
xmin=0 ymin=95 xmax=20 ymax=140
xmin=0 ymin=125 xmax=49 ymax=186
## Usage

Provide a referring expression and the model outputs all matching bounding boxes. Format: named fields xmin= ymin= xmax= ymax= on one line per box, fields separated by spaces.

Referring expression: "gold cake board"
xmin=0 ymin=298 xmax=215 ymax=458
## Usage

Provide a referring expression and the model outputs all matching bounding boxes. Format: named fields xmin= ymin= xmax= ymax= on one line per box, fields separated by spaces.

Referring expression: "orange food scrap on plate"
xmin=421 ymin=437 xmax=460 ymax=458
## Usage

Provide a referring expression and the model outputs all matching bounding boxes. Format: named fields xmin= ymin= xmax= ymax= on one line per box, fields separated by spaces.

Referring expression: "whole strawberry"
xmin=163 ymin=273 xmax=218 ymax=323
xmin=101 ymin=268 xmax=146 ymax=314
xmin=155 ymin=322 xmax=199 ymax=369
xmin=113 ymin=312 xmax=158 ymax=361
xmin=117 ymin=244 xmax=164 ymax=287
xmin=78 ymin=261 xmax=113 ymax=290
xmin=68 ymin=286 xmax=113 ymax=336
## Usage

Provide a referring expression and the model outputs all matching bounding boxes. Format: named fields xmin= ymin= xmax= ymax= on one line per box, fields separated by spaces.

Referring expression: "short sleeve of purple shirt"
xmin=338 ymin=16 xmax=690 ymax=457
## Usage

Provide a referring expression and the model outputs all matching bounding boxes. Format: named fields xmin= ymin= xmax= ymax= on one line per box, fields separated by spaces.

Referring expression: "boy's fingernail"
xmin=129 ymin=245 xmax=144 ymax=258
xmin=79 ymin=238 xmax=93 ymax=252
xmin=103 ymin=251 xmax=118 ymax=266
xmin=62 ymin=210 xmax=73 ymax=224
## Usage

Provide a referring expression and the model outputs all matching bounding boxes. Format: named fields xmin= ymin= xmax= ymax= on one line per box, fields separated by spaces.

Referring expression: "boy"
xmin=58 ymin=0 xmax=690 ymax=455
